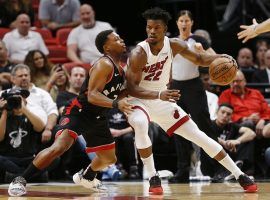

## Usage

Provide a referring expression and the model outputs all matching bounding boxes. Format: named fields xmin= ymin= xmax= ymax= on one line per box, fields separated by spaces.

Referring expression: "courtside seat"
xmin=32 ymin=28 xmax=57 ymax=45
xmin=56 ymin=28 xmax=72 ymax=46
xmin=48 ymin=45 xmax=69 ymax=64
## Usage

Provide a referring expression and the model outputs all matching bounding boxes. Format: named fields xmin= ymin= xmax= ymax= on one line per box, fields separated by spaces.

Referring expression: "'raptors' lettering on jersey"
xmin=103 ymin=83 xmax=124 ymax=97
xmin=137 ymin=36 xmax=173 ymax=91
xmin=75 ymin=55 xmax=125 ymax=115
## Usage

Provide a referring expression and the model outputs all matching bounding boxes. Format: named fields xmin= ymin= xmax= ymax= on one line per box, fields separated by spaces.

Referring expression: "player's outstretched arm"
xmin=238 ymin=18 xmax=270 ymax=43
xmin=170 ymin=38 xmax=220 ymax=67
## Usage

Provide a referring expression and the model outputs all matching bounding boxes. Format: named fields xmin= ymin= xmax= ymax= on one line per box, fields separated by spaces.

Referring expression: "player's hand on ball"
xmin=118 ymin=97 xmax=133 ymax=115
xmin=220 ymin=54 xmax=233 ymax=60
xmin=160 ymin=90 xmax=180 ymax=103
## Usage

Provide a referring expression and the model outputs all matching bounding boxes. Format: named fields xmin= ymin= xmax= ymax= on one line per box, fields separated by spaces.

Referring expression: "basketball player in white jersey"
xmin=126 ymin=7 xmax=257 ymax=195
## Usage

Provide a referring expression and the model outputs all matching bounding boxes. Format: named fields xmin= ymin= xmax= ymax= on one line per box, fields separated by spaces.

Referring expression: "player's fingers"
xmin=242 ymin=36 xmax=250 ymax=43
xmin=126 ymin=97 xmax=134 ymax=101
xmin=237 ymin=31 xmax=245 ymax=38
xmin=252 ymin=18 xmax=258 ymax=24
xmin=168 ymin=99 xmax=176 ymax=103
xmin=168 ymin=89 xmax=180 ymax=93
xmin=240 ymin=25 xmax=250 ymax=29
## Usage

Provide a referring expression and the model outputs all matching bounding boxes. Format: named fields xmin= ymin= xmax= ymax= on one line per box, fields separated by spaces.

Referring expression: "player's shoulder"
xmin=130 ymin=45 xmax=146 ymax=57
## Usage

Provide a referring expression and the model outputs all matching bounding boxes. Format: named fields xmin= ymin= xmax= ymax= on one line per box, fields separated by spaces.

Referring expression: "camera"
xmin=1 ymin=88 xmax=30 ymax=110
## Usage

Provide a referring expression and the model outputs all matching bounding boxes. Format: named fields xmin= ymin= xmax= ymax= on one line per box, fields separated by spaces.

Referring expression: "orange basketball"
xmin=209 ymin=56 xmax=238 ymax=85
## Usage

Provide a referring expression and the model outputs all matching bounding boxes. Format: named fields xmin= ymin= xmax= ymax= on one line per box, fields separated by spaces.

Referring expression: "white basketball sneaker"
xmin=8 ymin=176 xmax=27 ymax=197
xmin=73 ymin=170 xmax=107 ymax=192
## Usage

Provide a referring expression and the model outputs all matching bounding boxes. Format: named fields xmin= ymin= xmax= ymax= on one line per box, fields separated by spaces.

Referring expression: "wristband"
xmin=158 ymin=91 xmax=162 ymax=99
xmin=112 ymin=99 xmax=119 ymax=109
xmin=253 ymin=24 xmax=258 ymax=35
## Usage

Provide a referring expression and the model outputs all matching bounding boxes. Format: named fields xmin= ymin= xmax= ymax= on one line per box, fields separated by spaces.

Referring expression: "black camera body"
xmin=1 ymin=89 xmax=30 ymax=110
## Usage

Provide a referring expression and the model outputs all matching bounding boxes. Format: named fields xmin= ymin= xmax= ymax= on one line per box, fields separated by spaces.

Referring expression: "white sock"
xmin=141 ymin=154 xmax=156 ymax=179
xmin=219 ymin=155 xmax=243 ymax=179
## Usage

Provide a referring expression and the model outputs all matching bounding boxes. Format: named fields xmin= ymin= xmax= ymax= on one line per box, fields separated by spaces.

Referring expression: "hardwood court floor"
xmin=0 ymin=180 xmax=269 ymax=200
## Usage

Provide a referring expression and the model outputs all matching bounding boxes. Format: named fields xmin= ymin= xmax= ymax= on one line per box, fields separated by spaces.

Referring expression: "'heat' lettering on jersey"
xmin=142 ymin=56 xmax=168 ymax=81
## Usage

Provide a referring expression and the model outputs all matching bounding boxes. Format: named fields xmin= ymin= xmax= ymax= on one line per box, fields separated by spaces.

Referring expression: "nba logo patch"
xmin=60 ymin=117 xmax=70 ymax=126
xmin=173 ymin=110 xmax=180 ymax=119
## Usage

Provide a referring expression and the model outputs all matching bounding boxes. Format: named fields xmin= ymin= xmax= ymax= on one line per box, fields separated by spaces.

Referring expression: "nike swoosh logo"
xmin=114 ymin=73 xmax=119 ymax=76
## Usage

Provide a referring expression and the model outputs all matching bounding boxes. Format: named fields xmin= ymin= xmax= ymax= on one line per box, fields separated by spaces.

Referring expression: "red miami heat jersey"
xmin=137 ymin=36 xmax=173 ymax=91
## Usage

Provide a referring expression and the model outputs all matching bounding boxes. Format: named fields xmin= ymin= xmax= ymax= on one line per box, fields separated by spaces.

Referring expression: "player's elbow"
xmin=87 ymin=91 xmax=97 ymax=104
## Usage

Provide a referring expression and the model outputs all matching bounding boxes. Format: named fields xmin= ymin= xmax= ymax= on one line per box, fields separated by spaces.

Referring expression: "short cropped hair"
xmin=95 ymin=29 xmax=114 ymax=54
xmin=11 ymin=64 xmax=30 ymax=76
xmin=218 ymin=103 xmax=234 ymax=111
xmin=142 ymin=7 xmax=171 ymax=25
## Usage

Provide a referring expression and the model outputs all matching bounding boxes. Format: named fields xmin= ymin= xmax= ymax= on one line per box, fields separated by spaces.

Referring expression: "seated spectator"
xmin=219 ymin=70 xmax=270 ymax=138
xmin=237 ymin=47 xmax=256 ymax=83
xmin=24 ymin=50 xmax=53 ymax=90
xmin=0 ymin=88 xmax=46 ymax=183
xmin=67 ymin=4 xmax=113 ymax=64
xmin=0 ymin=40 xmax=15 ymax=90
xmin=194 ymin=29 xmax=212 ymax=46
xmin=108 ymin=108 xmax=141 ymax=180
xmin=0 ymin=0 xmax=34 ymax=29
xmin=38 ymin=0 xmax=81 ymax=33
xmin=254 ymin=39 xmax=268 ymax=70
xmin=204 ymin=103 xmax=256 ymax=181
xmin=252 ymin=49 xmax=270 ymax=84
xmin=3 ymin=14 xmax=49 ymax=64
xmin=56 ymin=66 xmax=86 ymax=114
xmin=10 ymin=64 xmax=58 ymax=144
xmin=46 ymin=64 xmax=70 ymax=102
xmin=199 ymin=68 xmax=218 ymax=120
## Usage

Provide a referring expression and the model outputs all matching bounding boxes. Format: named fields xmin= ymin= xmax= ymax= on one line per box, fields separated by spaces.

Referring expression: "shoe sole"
xmin=73 ymin=173 xmax=80 ymax=185
xmin=8 ymin=184 xmax=26 ymax=197
xmin=149 ymin=187 xmax=163 ymax=195
xmin=244 ymin=184 xmax=258 ymax=193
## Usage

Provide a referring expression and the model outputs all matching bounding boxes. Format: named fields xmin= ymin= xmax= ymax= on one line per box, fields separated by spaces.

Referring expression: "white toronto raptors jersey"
xmin=172 ymin=37 xmax=199 ymax=81
xmin=138 ymin=36 xmax=173 ymax=91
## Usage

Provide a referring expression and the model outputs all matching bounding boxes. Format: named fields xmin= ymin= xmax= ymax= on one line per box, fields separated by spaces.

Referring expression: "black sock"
xmin=22 ymin=163 xmax=41 ymax=181
xmin=83 ymin=166 xmax=97 ymax=181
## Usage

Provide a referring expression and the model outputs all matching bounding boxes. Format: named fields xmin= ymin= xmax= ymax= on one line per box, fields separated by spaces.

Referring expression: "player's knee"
xmin=130 ymin=117 xmax=148 ymax=132
xmin=135 ymin=135 xmax=152 ymax=149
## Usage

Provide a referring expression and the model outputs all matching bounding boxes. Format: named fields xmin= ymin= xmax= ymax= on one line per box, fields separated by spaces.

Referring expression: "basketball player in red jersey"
xmin=8 ymin=30 xmax=133 ymax=196
xmin=126 ymin=7 xmax=257 ymax=195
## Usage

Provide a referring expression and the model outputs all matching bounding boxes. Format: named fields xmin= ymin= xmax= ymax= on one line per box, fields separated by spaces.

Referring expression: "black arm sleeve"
xmin=189 ymin=35 xmax=211 ymax=50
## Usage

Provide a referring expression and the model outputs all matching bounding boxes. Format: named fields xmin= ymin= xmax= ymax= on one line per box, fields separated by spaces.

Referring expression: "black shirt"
xmin=0 ymin=114 xmax=40 ymax=157
xmin=211 ymin=120 xmax=241 ymax=141
xmin=56 ymin=91 xmax=77 ymax=109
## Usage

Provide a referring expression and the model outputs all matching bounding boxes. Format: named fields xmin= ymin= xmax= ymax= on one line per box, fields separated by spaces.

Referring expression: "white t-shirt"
xmin=172 ymin=37 xmax=199 ymax=81
xmin=26 ymin=84 xmax=58 ymax=124
xmin=206 ymin=90 xmax=218 ymax=120
xmin=3 ymin=29 xmax=49 ymax=62
xmin=67 ymin=22 xmax=113 ymax=65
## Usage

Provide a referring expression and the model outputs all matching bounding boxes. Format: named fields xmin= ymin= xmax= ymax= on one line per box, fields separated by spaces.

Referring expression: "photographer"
xmin=10 ymin=64 xmax=58 ymax=144
xmin=0 ymin=89 xmax=46 ymax=183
